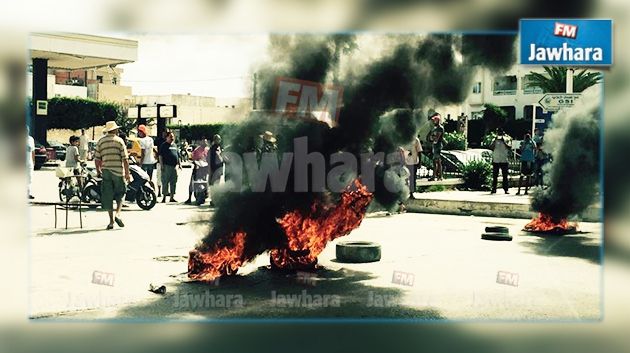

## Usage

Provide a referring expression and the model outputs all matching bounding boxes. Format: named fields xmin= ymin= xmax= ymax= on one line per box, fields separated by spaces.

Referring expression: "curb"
xmin=405 ymin=198 xmax=601 ymax=222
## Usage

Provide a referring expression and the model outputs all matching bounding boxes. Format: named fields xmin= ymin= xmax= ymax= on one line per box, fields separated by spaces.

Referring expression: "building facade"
xmin=132 ymin=94 xmax=252 ymax=127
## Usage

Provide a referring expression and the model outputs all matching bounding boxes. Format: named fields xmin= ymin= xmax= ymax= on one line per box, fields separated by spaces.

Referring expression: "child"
xmin=65 ymin=136 xmax=81 ymax=171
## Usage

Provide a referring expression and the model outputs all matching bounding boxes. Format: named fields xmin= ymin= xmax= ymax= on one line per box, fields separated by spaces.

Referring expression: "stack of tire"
xmin=481 ymin=226 xmax=512 ymax=241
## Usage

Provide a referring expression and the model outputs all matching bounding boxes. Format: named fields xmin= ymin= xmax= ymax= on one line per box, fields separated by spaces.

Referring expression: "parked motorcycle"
xmin=80 ymin=158 xmax=157 ymax=210
xmin=191 ymin=159 xmax=210 ymax=205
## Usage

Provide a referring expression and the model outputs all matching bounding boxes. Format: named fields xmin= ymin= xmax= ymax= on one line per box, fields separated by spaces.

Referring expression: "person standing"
xmin=405 ymin=135 xmax=423 ymax=199
xmin=208 ymin=134 xmax=224 ymax=206
xmin=533 ymin=128 xmax=544 ymax=145
xmin=209 ymin=134 xmax=224 ymax=185
xmin=155 ymin=131 xmax=167 ymax=198
xmin=516 ymin=133 xmax=537 ymax=195
xmin=79 ymin=129 xmax=88 ymax=161
xmin=26 ymin=126 xmax=35 ymax=200
xmin=137 ymin=125 xmax=156 ymax=180
xmin=158 ymin=131 xmax=181 ymax=203
xmin=428 ymin=113 xmax=444 ymax=181
xmin=95 ymin=121 xmax=131 ymax=230
xmin=490 ymin=129 xmax=511 ymax=194
xmin=65 ymin=136 xmax=81 ymax=170
xmin=185 ymin=138 xmax=209 ymax=204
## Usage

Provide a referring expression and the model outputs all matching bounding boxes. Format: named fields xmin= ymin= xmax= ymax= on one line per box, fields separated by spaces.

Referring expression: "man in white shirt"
xmin=26 ymin=126 xmax=35 ymax=199
xmin=137 ymin=124 xmax=157 ymax=180
xmin=490 ymin=129 xmax=512 ymax=194
xmin=79 ymin=129 xmax=88 ymax=161
xmin=405 ymin=135 xmax=423 ymax=199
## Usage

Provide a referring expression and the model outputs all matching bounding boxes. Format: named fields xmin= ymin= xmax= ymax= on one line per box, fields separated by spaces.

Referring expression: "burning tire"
xmin=335 ymin=241 xmax=381 ymax=263
xmin=485 ymin=226 xmax=509 ymax=234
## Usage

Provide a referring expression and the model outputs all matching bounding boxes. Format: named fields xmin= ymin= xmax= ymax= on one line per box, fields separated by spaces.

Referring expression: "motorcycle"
xmin=57 ymin=165 xmax=86 ymax=208
xmin=80 ymin=157 xmax=158 ymax=210
xmin=191 ymin=159 xmax=210 ymax=205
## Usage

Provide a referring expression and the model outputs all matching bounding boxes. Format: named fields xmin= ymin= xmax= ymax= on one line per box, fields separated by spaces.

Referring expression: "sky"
xmin=105 ymin=33 xmax=270 ymax=99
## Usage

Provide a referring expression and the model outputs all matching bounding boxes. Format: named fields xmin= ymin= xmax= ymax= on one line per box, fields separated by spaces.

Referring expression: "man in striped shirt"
xmin=95 ymin=121 xmax=131 ymax=230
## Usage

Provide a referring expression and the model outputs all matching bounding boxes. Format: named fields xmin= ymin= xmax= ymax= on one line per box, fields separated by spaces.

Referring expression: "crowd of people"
xmin=489 ymin=127 xmax=550 ymax=195
xmin=27 ymin=116 xmax=551 ymax=228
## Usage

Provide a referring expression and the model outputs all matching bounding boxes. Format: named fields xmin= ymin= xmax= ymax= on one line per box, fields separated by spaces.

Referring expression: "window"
xmin=521 ymin=74 xmax=544 ymax=94
xmin=472 ymin=82 xmax=482 ymax=94
xmin=97 ymin=75 xmax=103 ymax=84
xmin=493 ymin=76 xmax=517 ymax=95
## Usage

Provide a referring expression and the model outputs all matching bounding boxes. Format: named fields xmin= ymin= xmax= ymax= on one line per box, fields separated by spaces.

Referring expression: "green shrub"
xmin=424 ymin=185 xmax=446 ymax=193
xmin=35 ymin=97 xmax=125 ymax=130
xmin=442 ymin=132 xmax=466 ymax=150
xmin=461 ymin=159 xmax=492 ymax=191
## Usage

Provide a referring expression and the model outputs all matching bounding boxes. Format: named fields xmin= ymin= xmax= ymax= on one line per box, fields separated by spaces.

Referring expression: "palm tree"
xmin=526 ymin=66 xmax=602 ymax=93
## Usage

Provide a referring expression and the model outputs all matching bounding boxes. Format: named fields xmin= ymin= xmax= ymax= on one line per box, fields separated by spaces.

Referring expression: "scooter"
xmin=191 ymin=159 xmax=210 ymax=205
xmin=81 ymin=157 xmax=157 ymax=210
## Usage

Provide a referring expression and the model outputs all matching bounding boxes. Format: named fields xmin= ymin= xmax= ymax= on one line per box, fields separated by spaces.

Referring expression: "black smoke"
xmin=530 ymin=90 xmax=600 ymax=221
xmin=196 ymin=33 xmax=519 ymax=263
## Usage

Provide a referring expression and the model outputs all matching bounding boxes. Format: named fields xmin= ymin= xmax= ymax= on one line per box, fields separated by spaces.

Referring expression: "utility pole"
xmin=252 ymin=72 xmax=257 ymax=110
xmin=566 ymin=68 xmax=574 ymax=93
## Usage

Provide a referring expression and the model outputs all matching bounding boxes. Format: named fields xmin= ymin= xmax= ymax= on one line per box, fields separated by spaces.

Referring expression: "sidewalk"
xmin=407 ymin=190 xmax=602 ymax=222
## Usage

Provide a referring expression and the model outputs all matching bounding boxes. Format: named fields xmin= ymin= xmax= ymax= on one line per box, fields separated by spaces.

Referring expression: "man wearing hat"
xmin=429 ymin=113 xmax=444 ymax=181
xmin=137 ymin=124 xmax=156 ymax=180
xmin=95 ymin=121 xmax=131 ymax=230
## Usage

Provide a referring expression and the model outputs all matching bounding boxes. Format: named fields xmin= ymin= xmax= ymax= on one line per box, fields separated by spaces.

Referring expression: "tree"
xmin=526 ymin=66 xmax=602 ymax=93
xmin=482 ymin=103 xmax=507 ymax=133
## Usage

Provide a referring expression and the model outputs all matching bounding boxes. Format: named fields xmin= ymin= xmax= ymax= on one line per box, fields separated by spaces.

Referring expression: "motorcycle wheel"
xmin=81 ymin=184 xmax=101 ymax=209
xmin=136 ymin=185 xmax=157 ymax=210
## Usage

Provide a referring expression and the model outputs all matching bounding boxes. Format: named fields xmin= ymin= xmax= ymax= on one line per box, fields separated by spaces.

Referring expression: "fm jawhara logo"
xmin=520 ymin=19 xmax=612 ymax=66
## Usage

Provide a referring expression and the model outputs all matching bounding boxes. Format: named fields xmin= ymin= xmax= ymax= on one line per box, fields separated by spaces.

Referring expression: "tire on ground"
xmin=336 ymin=241 xmax=381 ymax=263
xmin=481 ymin=232 xmax=513 ymax=241
xmin=485 ymin=226 xmax=509 ymax=234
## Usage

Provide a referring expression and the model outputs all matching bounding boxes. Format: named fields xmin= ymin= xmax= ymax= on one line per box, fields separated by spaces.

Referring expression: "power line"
xmin=124 ymin=76 xmax=247 ymax=83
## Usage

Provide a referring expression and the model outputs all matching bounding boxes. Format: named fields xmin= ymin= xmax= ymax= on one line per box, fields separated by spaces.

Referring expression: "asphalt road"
xmin=29 ymin=166 xmax=602 ymax=321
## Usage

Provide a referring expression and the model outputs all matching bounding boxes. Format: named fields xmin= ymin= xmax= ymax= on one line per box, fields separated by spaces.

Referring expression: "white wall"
xmin=53 ymin=84 xmax=87 ymax=98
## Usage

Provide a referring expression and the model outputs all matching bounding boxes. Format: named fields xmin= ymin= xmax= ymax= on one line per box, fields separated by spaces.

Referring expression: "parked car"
xmin=440 ymin=149 xmax=493 ymax=173
xmin=33 ymin=141 xmax=48 ymax=170
xmin=47 ymin=141 xmax=67 ymax=161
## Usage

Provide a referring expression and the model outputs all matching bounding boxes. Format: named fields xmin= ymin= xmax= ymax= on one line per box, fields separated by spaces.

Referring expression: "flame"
xmin=188 ymin=231 xmax=246 ymax=282
xmin=270 ymin=179 xmax=373 ymax=268
xmin=188 ymin=179 xmax=374 ymax=280
xmin=523 ymin=213 xmax=578 ymax=233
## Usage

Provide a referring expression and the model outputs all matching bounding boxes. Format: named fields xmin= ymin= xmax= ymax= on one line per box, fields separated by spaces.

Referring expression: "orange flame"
xmin=271 ymin=179 xmax=374 ymax=268
xmin=188 ymin=231 xmax=246 ymax=282
xmin=523 ymin=213 xmax=578 ymax=233
xmin=188 ymin=179 xmax=374 ymax=280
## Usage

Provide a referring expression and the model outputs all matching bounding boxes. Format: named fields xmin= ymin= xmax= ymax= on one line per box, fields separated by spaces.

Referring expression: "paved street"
xmin=29 ymin=166 xmax=602 ymax=321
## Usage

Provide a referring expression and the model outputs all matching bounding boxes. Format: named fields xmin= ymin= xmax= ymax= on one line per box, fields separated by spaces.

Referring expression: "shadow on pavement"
xmin=35 ymin=227 xmax=123 ymax=236
xmin=519 ymin=233 xmax=601 ymax=264
xmin=115 ymin=267 xmax=444 ymax=320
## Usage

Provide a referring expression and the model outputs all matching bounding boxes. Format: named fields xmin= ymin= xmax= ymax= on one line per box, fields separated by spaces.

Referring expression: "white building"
xmin=465 ymin=65 xmax=548 ymax=121
xmin=132 ymin=94 xmax=252 ymax=126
